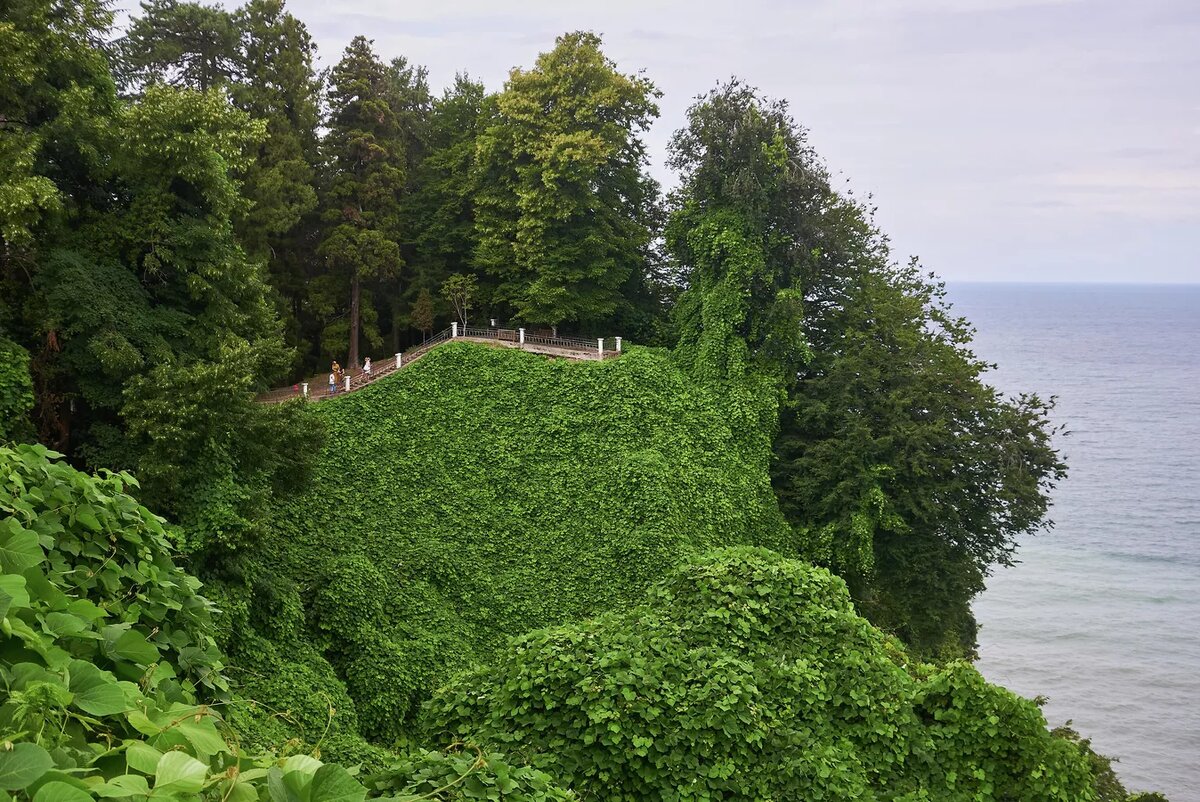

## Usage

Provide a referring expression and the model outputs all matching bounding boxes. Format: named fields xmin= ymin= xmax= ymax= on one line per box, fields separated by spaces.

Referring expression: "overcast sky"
xmin=189 ymin=0 xmax=1198 ymax=282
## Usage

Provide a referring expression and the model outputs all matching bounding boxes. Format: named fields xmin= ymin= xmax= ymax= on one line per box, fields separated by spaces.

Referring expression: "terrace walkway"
xmin=256 ymin=324 xmax=623 ymax=404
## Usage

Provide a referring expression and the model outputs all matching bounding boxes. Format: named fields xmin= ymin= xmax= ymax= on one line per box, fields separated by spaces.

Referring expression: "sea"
xmin=945 ymin=283 xmax=1200 ymax=801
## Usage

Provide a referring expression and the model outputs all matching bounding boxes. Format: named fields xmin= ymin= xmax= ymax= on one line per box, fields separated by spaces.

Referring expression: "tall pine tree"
xmin=317 ymin=36 xmax=404 ymax=368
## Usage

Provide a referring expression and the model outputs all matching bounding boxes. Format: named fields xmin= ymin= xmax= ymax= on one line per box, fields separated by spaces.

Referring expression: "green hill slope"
xmin=219 ymin=342 xmax=789 ymax=746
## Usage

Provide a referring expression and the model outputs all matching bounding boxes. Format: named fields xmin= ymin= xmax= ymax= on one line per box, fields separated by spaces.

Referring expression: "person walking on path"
xmin=328 ymin=371 xmax=337 ymax=396
xmin=362 ymin=357 xmax=372 ymax=379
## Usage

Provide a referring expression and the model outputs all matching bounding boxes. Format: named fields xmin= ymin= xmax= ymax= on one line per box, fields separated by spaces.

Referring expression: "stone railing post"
xmin=451 ymin=322 xmax=459 ymax=338
xmin=395 ymin=352 xmax=402 ymax=369
xmin=301 ymin=382 xmax=308 ymax=398
xmin=519 ymin=327 xmax=525 ymax=345
xmin=598 ymin=337 xmax=604 ymax=360
xmin=615 ymin=336 xmax=622 ymax=353
xmin=344 ymin=376 xmax=351 ymax=393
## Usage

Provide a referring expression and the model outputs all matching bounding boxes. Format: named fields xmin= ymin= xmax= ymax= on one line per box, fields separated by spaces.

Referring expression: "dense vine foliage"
xmin=0 ymin=336 xmax=34 ymax=442
xmin=0 ymin=443 xmax=575 ymax=801
xmin=425 ymin=548 xmax=1097 ymax=801
xmin=221 ymin=343 xmax=788 ymax=743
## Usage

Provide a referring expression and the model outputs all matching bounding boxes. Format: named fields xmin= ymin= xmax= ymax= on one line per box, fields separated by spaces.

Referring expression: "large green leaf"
xmin=108 ymin=629 xmax=160 ymax=665
xmin=32 ymin=781 xmax=92 ymax=802
xmin=0 ymin=519 xmax=44 ymax=573
xmin=124 ymin=742 xmax=162 ymax=776
xmin=0 ymin=743 xmax=54 ymax=791
xmin=308 ymin=765 xmax=365 ymax=802
xmin=152 ymin=752 xmax=206 ymax=796
xmin=174 ymin=714 xmax=226 ymax=759
xmin=68 ymin=661 xmax=127 ymax=716
xmin=0 ymin=574 xmax=29 ymax=619
xmin=93 ymin=774 xmax=151 ymax=798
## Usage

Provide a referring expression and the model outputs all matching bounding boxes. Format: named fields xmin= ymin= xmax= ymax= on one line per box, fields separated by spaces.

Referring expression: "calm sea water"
xmin=946 ymin=283 xmax=1200 ymax=801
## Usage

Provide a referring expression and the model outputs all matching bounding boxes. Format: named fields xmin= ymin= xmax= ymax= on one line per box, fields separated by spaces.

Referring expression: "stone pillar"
xmin=598 ymin=337 xmax=604 ymax=359
xmin=519 ymin=328 xmax=525 ymax=345
xmin=301 ymin=382 xmax=309 ymax=398
xmin=451 ymin=322 xmax=459 ymax=338
xmin=395 ymin=352 xmax=402 ymax=369
xmin=615 ymin=336 xmax=622 ymax=353
xmin=344 ymin=376 xmax=351 ymax=393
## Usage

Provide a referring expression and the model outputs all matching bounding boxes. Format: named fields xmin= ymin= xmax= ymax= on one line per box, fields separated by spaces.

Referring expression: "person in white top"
xmin=363 ymin=357 xmax=372 ymax=377
xmin=328 ymin=372 xmax=336 ymax=395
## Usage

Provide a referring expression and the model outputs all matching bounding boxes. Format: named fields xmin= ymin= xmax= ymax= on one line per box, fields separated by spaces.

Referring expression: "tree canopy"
xmin=666 ymin=82 xmax=1066 ymax=658
xmin=474 ymin=32 xmax=661 ymax=329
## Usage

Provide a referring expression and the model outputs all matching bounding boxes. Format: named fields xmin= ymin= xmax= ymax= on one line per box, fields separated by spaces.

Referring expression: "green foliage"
xmin=119 ymin=0 xmax=239 ymax=92
xmin=0 ymin=337 xmax=34 ymax=442
xmin=1 ymin=443 xmax=226 ymax=694
xmin=775 ymin=259 xmax=1067 ymax=657
xmin=317 ymin=36 xmax=406 ymax=368
xmin=440 ymin=273 xmax=477 ymax=326
xmin=0 ymin=441 xmax=523 ymax=801
xmin=0 ymin=0 xmax=115 ymax=252
xmin=424 ymin=548 xmax=1097 ymax=801
xmin=238 ymin=343 xmax=787 ymax=738
xmin=668 ymin=81 xmax=1066 ymax=658
xmin=474 ymin=32 xmax=661 ymax=328
xmin=368 ymin=747 xmax=574 ymax=801
xmin=121 ymin=340 xmax=325 ymax=557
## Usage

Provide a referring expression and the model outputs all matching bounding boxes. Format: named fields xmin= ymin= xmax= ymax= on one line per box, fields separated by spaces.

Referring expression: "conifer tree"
xmin=230 ymin=0 xmax=323 ymax=360
xmin=317 ymin=36 xmax=405 ymax=368
xmin=406 ymin=75 xmax=490 ymax=322
xmin=119 ymin=0 xmax=239 ymax=91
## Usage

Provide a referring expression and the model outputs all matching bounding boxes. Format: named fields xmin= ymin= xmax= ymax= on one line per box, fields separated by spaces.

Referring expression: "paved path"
xmin=257 ymin=326 xmax=621 ymax=404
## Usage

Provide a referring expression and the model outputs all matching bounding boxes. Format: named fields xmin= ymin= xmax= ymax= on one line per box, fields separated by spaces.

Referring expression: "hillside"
xmin=217 ymin=342 xmax=790 ymax=747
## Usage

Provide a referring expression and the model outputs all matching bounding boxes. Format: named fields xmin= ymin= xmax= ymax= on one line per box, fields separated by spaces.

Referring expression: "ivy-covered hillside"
xmin=217 ymin=342 xmax=790 ymax=746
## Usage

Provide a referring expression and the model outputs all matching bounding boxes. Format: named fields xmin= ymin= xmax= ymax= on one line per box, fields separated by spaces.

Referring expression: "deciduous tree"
xmin=668 ymin=82 xmax=1066 ymax=657
xmin=474 ymin=32 xmax=660 ymax=330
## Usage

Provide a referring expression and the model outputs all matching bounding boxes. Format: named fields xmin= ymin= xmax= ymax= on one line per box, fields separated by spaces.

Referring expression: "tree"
xmin=230 ymin=0 xmax=321 ymax=255
xmin=404 ymin=74 xmax=488 ymax=332
xmin=774 ymin=258 xmax=1066 ymax=657
xmin=229 ymin=0 xmax=323 ymax=365
xmin=440 ymin=273 xmax=477 ymax=327
xmin=668 ymin=82 xmax=1066 ymax=658
xmin=317 ymin=36 xmax=405 ymax=368
xmin=474 ymin=31 xmax=660 ymax=330
xmin=118 ymin=0 xmax=239 ymax=91
xmin=1 ymin=0 xmax=119 ymax=450
xmin=377 ymin=55 xmax=433 ymax=351
xmin=410 ymin=286 xmax=435 ymax=339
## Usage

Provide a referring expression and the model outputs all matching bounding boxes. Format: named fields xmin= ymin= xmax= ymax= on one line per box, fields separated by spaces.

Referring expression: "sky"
xmin=141 ymin=0 xmax=1200 ymax=282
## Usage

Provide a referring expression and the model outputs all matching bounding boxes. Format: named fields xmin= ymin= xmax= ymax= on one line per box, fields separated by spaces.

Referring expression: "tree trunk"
xmin=349 ymin=272 xmax=361 ymax=368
